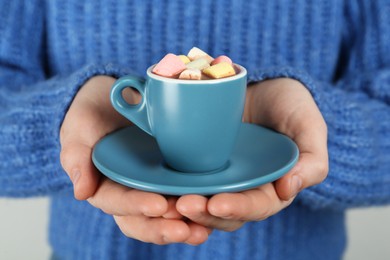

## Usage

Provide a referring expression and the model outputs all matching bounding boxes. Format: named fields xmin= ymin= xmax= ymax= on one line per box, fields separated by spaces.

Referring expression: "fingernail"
xmin=71 ymin=169 xmax=81 ymax=186
xmin=290 ymin=175 xmax=302 ymax=197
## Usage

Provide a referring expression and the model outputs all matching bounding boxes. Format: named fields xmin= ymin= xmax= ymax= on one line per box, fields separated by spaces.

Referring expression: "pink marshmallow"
xmin=211 ymin=55 xmax=233 ymax=66
xmin=152 ymin=53 xmax=186 ymax=78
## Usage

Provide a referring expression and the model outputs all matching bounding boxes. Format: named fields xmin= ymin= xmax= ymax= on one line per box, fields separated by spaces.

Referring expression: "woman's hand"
xmin=176 ymin=78 xmax=328 ymax=231
xmin=60 ymin=76 xmax=211 ymax=245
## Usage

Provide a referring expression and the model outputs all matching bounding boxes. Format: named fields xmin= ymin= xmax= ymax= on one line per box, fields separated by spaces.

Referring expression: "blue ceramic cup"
xmin=111 ymin=64 xmax=247 ymax=172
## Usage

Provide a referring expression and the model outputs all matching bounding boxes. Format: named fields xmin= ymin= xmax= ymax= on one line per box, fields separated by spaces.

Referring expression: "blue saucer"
xmin=92 ymin=123 xmax=299 ymax=195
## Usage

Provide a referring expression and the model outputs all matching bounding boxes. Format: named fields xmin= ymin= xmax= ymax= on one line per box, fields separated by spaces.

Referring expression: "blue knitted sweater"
xmin=1 ymin=1 xmax=390 ymax=259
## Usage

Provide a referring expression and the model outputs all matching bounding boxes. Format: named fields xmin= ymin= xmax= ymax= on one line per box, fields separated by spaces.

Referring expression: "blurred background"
xmin=0 ymin=198 xmax=389 ymax=260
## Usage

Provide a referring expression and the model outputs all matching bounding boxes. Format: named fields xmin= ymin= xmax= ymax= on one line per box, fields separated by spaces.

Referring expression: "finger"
xmin=114 ymin=215 xmax=191 ymax=245
xmin=60 ymin=109 xmax=113 ymax=200
xmin=207 ymin=185 xmax=294 ymax=221
xmin=176 ymin=195 xmax=244 ymax=232
xmin=60 ymin=141 xmax=100 ymax=200
xmin=273 ymin=163 xmax=302 ymax=201
xmin=275 ymin=112 xmax=328 ymax=200
xmin=60 ymin=77 xmax=131 ymax=200
xmin=87 ymin=178 xmax=168 ymax=217
xmin=275 ymin=152 xmax=328 ymax=201
xmin=185 ymin=222 xmax=212 ymax=245
xmin=163 ymin=196 xmax=183 ymax=219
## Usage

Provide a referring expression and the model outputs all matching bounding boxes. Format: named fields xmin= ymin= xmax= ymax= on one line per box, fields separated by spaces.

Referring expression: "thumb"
xmin=274 ymin=152 xmax=328 ymax=201
xmin=60 ymin=141 xmax=100 ymax=200
xmin=59 ymin=75 xmax=134 ymax=200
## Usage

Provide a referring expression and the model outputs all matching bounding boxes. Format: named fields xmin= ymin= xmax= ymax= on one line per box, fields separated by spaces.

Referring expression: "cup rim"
xmin=146 ymin=63 xmax=247 ymax=84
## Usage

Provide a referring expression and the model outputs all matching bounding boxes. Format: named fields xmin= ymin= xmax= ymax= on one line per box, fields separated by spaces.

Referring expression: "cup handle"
xmin=110 ymin=76 xmax=152 ymax=136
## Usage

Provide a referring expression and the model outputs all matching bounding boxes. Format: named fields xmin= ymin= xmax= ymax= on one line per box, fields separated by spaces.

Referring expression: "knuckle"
xmin=154 ymin=232 xmax=169 ymax=245
xmin=158 ymin=229 xmax=187 ymax=245
xmin=158 ymin=224 xmax=189 ymax=244
xmin=172 ymin=226 xmax=190 ymax=242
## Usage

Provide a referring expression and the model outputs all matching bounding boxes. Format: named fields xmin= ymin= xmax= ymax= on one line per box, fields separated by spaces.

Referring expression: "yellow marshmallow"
xmin=178 ymin=55 xmax=191 ymax=64
xmin=202 ymin=62 xmax=236 ymax=79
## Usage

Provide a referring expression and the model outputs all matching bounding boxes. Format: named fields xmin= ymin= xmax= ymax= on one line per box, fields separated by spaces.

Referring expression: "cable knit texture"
xmin=1 ymin=1 xmax=389 ymax=259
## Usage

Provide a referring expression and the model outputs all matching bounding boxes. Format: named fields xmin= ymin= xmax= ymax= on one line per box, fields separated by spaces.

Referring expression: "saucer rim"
xmin=92 ymin=123 xmax=299 ymax=195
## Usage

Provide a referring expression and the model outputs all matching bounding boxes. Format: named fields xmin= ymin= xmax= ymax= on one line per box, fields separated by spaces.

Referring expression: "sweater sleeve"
xmin=0 ymin=1 xmax=129 ymax=197
xmin=248 ymin=1 xmax=390 ymax=211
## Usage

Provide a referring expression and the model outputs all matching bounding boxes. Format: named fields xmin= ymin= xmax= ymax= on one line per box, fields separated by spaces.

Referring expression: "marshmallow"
xmin=186 ymin=57 xmax=210 ymax=70
xmin=211 ymin=55 xmax=233 ymax=66
xmin=152 ymin=53 xmax=186 ymax=78
xmin=152 ymin=48 xmax=237 ymax=80
xmin=179 ymin=68 xmax=202 ymax=80
xmin=187 ymin=47 xmax=214 ymax=63
xmin=202 ymin=62 xmax=236 ymax=79
xmin=178 ymin=55 xmax=191 ymax=64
